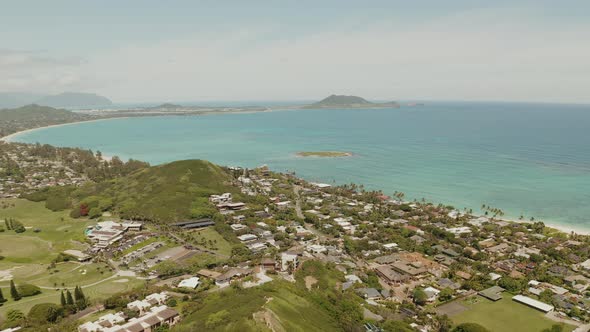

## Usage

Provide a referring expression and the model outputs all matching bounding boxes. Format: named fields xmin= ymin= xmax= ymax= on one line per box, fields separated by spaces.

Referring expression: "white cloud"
xmin=0 ymin=49 xmax=86 ymax=94
xmin=4 ymin=6 xmax=590 ymax=103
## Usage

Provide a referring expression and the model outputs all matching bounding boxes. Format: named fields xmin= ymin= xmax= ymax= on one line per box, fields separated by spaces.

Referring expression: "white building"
xmin=238 ymin=234 xmax=258 ymax=242
xmin=423 ymin=287 xmax=441 ymax=302
xmin=230 ymin=224 xmax=247 ymax=231
xmin=382 ymin=243 xmax=398 ymax=250
xmin=489 ymin=273 xmax=502 ymax=281
xmin=446 ymin=227 xmax=472 ymax=236
xmin=307 ymin=244 xmax=327 ymax=254
xmin=178 ymin=277 xmax=200 ymax=289
xmin=310 ymin=182 xmax=331 ymax=189
xmin=512 ymin=295 xmax=554 ymax=313
xmin=145 ymin=292 xmax=169 ymax=305
xmin=86 ymin=221 xmax=127 ymax=249
xmin=247 ymin=242 xmax=267 ymax=252
xmin=209 ymin=193 xmax=232 ymax=203
xmin=127 ymin=300 xmax=152 ymax=314
xmin=281 ymin=252 xmax=298 ymax=272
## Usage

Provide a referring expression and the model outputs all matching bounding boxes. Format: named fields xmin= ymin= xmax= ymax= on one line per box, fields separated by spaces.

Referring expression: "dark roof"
xmin=143 ymin=315 xmax=161 ymax=325
xmin=124 ymin=323 xmax=144 ymax=332
xmin=156 ymin=308 xmax=179 ymax=321
xmin=356 ymin=288 xmax=382 ymax=299
xmin=478 ymin=286 xmax=505 ymax=301
xmin=198 ymin=269 xmax=221 ymax=278
xmin=172 ymin=219 xmax=214 ymax=229
xmin=437 ymin=278 xmax=460 ymax=290
xmin=261 ymin=258 xmax=276 ymax=265
xmin=442 ymin=248 xmax=460 ymax=257
xmin=391 ymin=262 xmax=427 ymax=276
xmin=215 ymin=268 xmax=252 ymax=282
xmin=374 ymin=254 xmax=398 ymax=264
xmin=375 ymin=265 xmax=408 ymax=282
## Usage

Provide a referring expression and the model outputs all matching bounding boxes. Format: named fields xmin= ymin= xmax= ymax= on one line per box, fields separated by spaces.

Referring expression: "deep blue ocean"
xmin=10 ymin=101 xmax=590 ymax=229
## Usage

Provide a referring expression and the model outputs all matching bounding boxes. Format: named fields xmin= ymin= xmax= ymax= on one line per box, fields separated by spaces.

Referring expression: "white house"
xmin=382 ymin=243 xmax=398 ymax=250
xmin=178 ymin=277 xmax=200 ymax=289
xmin=238 ymin=234 xmax=258 ymax=242
xmin=281 ymin=252 xmax=298 ymax=272
xmin=127 ymin=300 xmax=152 ymax=314
xmin=423 ymin=287 xmax=441 ymax=302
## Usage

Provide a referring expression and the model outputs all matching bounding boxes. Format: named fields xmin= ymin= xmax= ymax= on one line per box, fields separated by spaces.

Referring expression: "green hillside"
xmin=70 ymin=159 xmax=236 ymax=221
xmin=175 ymin=281 xmax=342 ymax=332
xmin=0 ymin=104 xmax=90 ymax=137
xmin=0 ymin=104 xmax=85 ymax=121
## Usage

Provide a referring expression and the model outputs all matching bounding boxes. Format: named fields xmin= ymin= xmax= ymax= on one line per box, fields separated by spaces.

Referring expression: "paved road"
xmin=546 ymin=311 xmax=588 ymax=331
xmin=293 ymin=185 xmax=305 ymax=219
xmin=293 ymin=185 xmax=325 ymax=240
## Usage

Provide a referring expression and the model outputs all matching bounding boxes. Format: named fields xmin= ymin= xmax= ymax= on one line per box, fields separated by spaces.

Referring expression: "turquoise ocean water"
xmin=10 ymin=102 xmax=590 ymax=229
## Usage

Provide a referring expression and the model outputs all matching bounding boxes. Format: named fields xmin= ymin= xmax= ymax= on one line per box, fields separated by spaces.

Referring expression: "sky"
xmin=1 ymin=0 xmax=590 ymax=103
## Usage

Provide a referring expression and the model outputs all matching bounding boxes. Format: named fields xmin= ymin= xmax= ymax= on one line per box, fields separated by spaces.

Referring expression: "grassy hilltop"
xmin=27 ymin=159 xmax=237 ymax=222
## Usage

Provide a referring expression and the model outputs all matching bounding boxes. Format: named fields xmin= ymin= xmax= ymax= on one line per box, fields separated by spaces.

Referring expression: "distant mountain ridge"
xmin=0 ymin=92 xmax=112 ymax=109
xmin=0 ymin=104 xmax=85 ymax=121
xmin=305 ymin=94 xmax=400 ymax=109
xmin=0 ymin=92 xmax=46 ymax=109
xmin=35 ymin=92 xmax=112 ymax=108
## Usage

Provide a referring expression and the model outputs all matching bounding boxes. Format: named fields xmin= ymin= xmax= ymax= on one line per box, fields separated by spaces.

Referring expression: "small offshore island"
xmin=296 ymin=151 xmax=353 ymax=157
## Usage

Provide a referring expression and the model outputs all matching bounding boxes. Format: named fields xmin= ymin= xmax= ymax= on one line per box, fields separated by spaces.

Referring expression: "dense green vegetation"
xmin=175 ymin=280 xmax=342 ymax=332
xmin=452 ymin=322 xmax=490 ymax=332
xmin=72 ymin=159 xmax=235 ymax=221
xmin=25 ymin=159 xmax=236 ymax=222
xmin=1 ymin=142 xmax=149 ymax=195
xmin=169 ymin=260 xmax=369 ymax=332
xmin=0 ymin=105 xmax=90 ymax=137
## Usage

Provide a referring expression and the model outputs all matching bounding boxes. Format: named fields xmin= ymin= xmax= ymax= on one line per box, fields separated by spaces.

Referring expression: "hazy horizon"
xmin=2 ymin=0 xmax=590 ymax=104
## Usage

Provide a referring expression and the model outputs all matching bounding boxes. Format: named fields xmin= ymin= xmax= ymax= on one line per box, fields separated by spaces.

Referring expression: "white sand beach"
xmin=0 ymin=117 xmax=127 ymax=142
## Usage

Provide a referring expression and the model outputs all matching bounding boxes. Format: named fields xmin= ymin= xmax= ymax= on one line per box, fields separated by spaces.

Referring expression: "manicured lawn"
xmin=0 ymin=262 xmax=47 ymax=281
xmin=190 ymin=227 xmax=232 ymax=257
xmin=0 ymin=288 xmax=63 ymax=316
xmin=29 ymin=262 xmax=115 ymax=288
xmin=0 ymin=199 xmax=145 ymax=316
xmin=0 ymin=277 xmax=144 ymax=316
xmin=452 ymin=296 xmax=574 ymax=332
xmin=0 ymin=198 xmax=93 ymax=261
xmin=0 ymin=236 xmax=52 ymax=263
xmin=83 ymin=277 xmax=146 ymax=300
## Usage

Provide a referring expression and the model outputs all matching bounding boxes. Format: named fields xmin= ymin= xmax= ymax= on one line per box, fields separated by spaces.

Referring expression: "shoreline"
xmin=2 ymin=115 xmax=589 ymax=235
xmin=0 ymin=117 xmax=130 ymax=142
xmin=504 ymin=217 xmax=590 ymax=236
